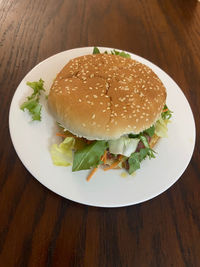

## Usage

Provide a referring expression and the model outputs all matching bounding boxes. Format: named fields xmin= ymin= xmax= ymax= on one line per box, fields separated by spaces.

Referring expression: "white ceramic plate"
xmin=9 ymin=47 xmax=196 ymax=207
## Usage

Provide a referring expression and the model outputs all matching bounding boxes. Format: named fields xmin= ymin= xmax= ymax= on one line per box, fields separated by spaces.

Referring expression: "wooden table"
xmin=1 ymin=0 xmax=200 ymax=266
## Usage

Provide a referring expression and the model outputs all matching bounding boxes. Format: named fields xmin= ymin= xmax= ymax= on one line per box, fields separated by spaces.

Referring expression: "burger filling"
xmin=50 ymin=105 xmax=172 ymax=180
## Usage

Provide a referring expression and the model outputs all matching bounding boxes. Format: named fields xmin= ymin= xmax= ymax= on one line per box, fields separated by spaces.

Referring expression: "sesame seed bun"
xmin=48 ymin=53 xmax=166 ymax=140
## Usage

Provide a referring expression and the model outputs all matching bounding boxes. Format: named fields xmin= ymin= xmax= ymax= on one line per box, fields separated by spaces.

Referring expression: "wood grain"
xmin=0 ymin=0 xmax=200 ymax=266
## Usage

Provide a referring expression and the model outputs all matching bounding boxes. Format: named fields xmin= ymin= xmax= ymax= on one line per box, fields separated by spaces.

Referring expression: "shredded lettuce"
xmin=108 ymin=136 xmax=140 ymax=157
xmin=155 ymin=117 xmax=169 ymax=138
xmin=50 ymin=137 xmax=75 ymax=166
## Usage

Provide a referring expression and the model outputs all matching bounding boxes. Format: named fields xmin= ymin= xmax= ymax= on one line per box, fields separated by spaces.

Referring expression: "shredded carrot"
xmin=87 ymin=167 xmax=98 ymax=181
xmin=87 ymin=151 xmax=108 ymax=181
xmin=162 ymin=108 xmax=168 ymax=112
xmin=56 ymin=132 xmax=79 ymax=138
xmin=101 ymin=150 xmax=107 ymax=164
xmin=104 ymin=155 xmax=123 ymax=171
xmin=56 ymin=132 xmax=68 ymax=138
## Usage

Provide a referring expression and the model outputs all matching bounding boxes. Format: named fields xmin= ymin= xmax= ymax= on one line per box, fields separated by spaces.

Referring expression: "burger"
xmin=48 ymin=48 xmax=172 ymax=181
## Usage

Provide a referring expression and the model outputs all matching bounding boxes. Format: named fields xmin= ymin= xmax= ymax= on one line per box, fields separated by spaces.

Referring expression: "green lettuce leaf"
xmin=20 ymin=99 xmax=42 ymax=121
xmin=128 ymin=134 xmax=156 ymax=174
xmin=129 ymin=125 xmax=155 ymax=139
xmin=161 ymin=104 xmax=173 ymax=120
xmin=50 ymin=137 xmax=75 ymax=166
xmin=111 ymin=49 xmax=131 ymax=58
xmin=93 ymin=47 xmax=131 ymax=58
xmin=139 ymin=135 xmax=156 ymax=158
xmin=144 ymin=125 xmax=155 ymax=137
xmin=93 ymin=47 xmax=100 ymax=54
xmin=72 ymin=141 xmax=108 ymax=171
xmin=26 ymin=79 xmax=45 ymax=97
xmin=20 ymin=78 xmax=45 ymax=121
xmin=128 ymin=148 xmax=150 ymax=174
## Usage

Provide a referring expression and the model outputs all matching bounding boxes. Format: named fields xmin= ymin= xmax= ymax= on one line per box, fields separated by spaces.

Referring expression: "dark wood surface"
xmin=1 ymin=0 xmax=200 ymax=266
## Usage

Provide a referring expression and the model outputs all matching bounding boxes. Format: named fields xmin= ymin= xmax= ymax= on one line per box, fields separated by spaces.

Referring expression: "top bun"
xmin=48 ymin=53 xmax=166 ymax=140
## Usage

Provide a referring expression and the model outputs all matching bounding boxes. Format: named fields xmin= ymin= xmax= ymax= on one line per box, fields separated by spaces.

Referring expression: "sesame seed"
xmin=92 ymin=114 xmax=95 ymax=119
